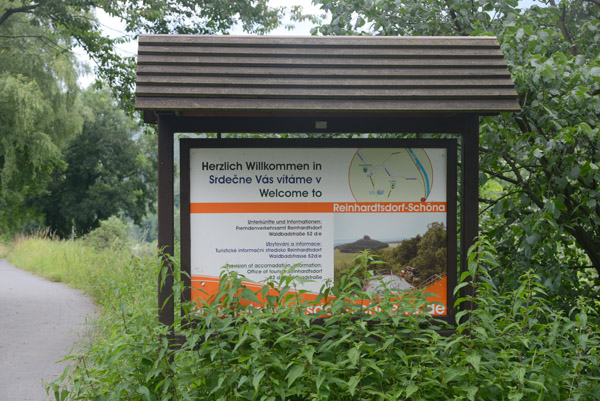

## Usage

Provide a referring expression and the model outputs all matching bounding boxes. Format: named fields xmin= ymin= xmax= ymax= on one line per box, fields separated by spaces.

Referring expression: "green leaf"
xmin=405 ymin=382 xmax=419 ymax=398
xmin=241 ymin=287 xmax=260 ymax=304
xmin=253 ymin=370 xmax=265 ymax=392
xmin=455 ymin=309 xmax=470 ymax=325
xmin=136 ymin=385 xmax=150 ymax=400
xmin=303 ymin=347 xmax=315 ymax=365
xmin=515 ymin=366 xmax=526 ymax=384
xmin=526 ymin=233 xmax=540 ymax=245
xmin=443 ymin=367 xmax=465 ymax=384
xmin=347 ymin=347 xmax=360 ymax=367
xmin=210 ymin=348 xmax=219 ymax=361
xmin=347 ymin=374 xmax=360 ymax=396
xmin=316 ymin=369 xmax=326 ymax=392
xmin=238 ymin=375 xmax=249 ymax=389
xmin=466 ymin=353 xmax=481 ymax=373
xmin=286 ymin=364 xmax=304 ymax=387
xmin=454 ymin=282 xmax=471 ymax=296
xmin=540 ymin=63 xmax=556 ymax=80
xmin=460 ymin=270 xmax=472 ymax=282
xmin=479 ymin=172 xmax=488 ymax=185
xmin=466 ymin=386 xmax=478 ymax=401
xmin=508 ymin=389 xmax=524 ymax=401
xmin=570 ymin=165 xmax=581 ymax=179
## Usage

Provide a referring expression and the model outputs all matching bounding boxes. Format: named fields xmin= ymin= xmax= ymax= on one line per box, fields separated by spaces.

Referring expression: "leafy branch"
xmin=0 ymin=3 xmax=38 ymax=26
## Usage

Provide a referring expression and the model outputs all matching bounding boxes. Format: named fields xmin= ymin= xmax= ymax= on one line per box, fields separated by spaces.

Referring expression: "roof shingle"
xmin=135 ymin=35 xmax=519 ymax=123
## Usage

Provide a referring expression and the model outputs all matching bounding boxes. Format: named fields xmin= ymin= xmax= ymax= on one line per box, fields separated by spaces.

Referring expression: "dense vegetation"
xmin=0 ymin=11 xmax=155 ymax=236
xmin=0 ymin=0 xmax=285 ymax=113
xmin=7 ymin=236 xmax=600 ymax=400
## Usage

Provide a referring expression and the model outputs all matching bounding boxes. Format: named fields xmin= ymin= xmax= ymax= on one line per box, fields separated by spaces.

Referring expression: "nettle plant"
xmin=51 ymin=241 xmax=599 ymax=401
xmin=176 ymin=254 xmax=444 ymax=401
xmin=170 ymin=244 xmax=599 ymax=401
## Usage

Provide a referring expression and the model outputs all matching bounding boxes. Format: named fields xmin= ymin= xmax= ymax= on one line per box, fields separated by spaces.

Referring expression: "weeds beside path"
xmin=7 ymin=237 xmax=156 ymax=304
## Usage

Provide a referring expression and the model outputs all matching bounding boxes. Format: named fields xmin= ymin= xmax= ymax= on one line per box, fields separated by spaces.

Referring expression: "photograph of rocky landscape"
xmin=334 ymin=222 xmax=447 ymax=294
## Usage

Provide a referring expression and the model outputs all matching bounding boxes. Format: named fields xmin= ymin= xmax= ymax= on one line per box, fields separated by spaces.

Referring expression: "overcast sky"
xmin=334 ymin=213 xmax=444 ymax=243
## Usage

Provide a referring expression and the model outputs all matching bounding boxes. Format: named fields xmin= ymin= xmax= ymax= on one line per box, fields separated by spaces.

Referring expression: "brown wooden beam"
xmin=157 ymin=114 xmax=175 ymax=329
xmin=460 ymin=115 xmax=480 ymax=314
xmin=156 ymin=115 xmax=470 ymax=134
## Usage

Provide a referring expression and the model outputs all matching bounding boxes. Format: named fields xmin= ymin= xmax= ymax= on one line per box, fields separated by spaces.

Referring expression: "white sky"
xmin=334 ymin=213 xmax=444 ymax=243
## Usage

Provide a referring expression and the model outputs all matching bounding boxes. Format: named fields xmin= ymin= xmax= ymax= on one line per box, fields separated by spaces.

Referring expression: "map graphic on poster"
xmin=186 ymin=145 xmax=451 ymax=316
xmin=349 ymin=148 xmax=434 ymax=202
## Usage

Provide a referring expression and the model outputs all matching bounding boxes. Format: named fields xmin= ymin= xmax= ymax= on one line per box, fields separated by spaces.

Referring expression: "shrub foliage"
xmin=8 ymin=237 xmax=600 ymax=400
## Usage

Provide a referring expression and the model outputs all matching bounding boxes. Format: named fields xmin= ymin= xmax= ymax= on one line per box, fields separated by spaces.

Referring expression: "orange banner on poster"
xmin=190 ymin=202 xmax=447 ymax=214
xmin=190 ymin=275 xmax=447 ymax=316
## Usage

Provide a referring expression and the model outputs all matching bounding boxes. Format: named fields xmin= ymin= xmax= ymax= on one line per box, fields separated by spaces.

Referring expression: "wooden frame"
xmin=156 ymin=115 xmax=479 ymax=332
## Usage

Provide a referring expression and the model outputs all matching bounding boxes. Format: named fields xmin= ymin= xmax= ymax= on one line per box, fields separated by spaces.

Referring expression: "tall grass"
xmin=8 ymin=235 xmax=156 ymax=305
xmin=0 ymin=240 xmax=9 ymax=258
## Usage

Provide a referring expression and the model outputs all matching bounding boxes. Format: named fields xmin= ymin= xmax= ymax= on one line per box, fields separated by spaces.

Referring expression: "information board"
xmin=181 ymin=139 xmax=457 ymax=318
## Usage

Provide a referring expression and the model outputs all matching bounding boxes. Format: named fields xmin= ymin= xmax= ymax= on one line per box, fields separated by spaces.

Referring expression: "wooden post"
xmin=157 ymin=114 xmax=174 ymax=329
xmin=461 ymin=115 xmax=480 ymax=307
xmin=180 ymin=139 xmax=191 ymax=314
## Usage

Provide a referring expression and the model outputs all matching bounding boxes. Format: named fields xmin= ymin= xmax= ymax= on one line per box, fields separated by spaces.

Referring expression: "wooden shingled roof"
xmin=135 ymin=35 xmax=519 ymax=124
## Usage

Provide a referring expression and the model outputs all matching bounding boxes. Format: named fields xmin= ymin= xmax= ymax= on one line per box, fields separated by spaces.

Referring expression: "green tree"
xmin=0 ymin=1 xmax=285 ymax=235
xmin=410 ymin=222 xmax=447 ymax=280
xmin=38 ymin=88 xmax=156 ymax=237
xmin=313 ymin=0 xmax=600 ymax=303
xmin=388 ymin=234 xmax=421 ymax=267
xmin=0 ymin=0 xmax=286 ymax=112
xmin=0 ymin=11 xmax=82 ymax=233
xmin=378 ymin=224 xmax=446 ymax=280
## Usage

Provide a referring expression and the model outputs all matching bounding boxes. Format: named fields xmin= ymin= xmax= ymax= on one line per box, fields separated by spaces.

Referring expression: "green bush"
xmin=86 ymin=216 xmax=130 ymax=250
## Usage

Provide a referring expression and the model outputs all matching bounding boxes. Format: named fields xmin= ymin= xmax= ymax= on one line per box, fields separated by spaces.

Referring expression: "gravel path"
xmin=0 ymin=259 xmax=96 ymax=401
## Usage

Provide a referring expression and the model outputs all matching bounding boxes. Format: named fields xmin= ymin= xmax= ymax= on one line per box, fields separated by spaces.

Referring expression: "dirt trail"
xmin=0 ymin=259 xmax=96 ymax=401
